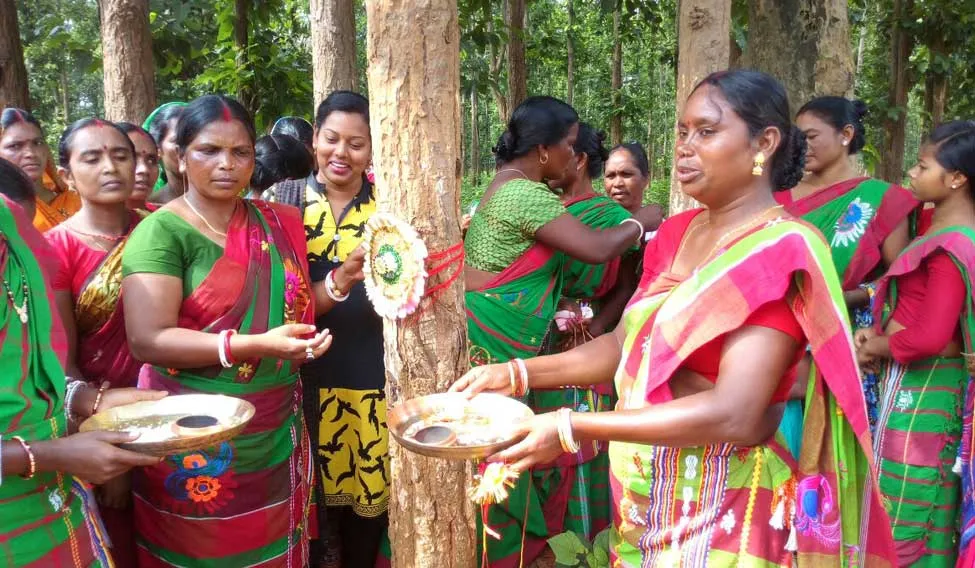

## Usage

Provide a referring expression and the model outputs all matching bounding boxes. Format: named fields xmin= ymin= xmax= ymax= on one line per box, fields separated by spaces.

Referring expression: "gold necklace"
xmin=675 ymin=205 xmax=784 ymax=269
xmin=185 ymin=195 xmax=234 ymax=238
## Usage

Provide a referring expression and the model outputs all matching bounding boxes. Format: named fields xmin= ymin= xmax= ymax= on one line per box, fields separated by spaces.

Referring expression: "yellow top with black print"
xmin=303 ymin=176 xmax=376 ymax=280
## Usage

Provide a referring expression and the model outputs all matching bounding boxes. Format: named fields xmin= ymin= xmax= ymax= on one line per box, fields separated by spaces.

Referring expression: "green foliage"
xmin=547 ymin=529 xmax=610 ymax=568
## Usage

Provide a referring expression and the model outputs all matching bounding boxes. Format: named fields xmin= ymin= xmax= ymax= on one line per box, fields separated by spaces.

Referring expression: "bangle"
xmin=64 ymin=379 xmax=85 ymax=422
xmin=11 ymin=436 xmax=36 ymax=479
xmin=514 ymin=358 xmax=529 ymax=396
xmin=325 ymin=271 xmax=350 ymax=302
xmin=508 ymin=361 xmax=518 ymax=396
xmin=218 ymin=329 xmax=237 ymax=368
xmin=620 ymin=218 xmax=645 ymax=245
xmin=90 ymin=381 xmax=109 ymax=416
xmin=556 ymin=408 xmax=581 ymax=454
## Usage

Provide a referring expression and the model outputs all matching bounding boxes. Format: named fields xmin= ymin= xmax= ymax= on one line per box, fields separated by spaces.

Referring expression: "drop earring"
xmin=752 ymin=152 xmax=766 ymax=176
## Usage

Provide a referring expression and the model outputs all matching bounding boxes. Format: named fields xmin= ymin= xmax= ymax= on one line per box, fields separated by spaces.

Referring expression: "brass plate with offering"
xmin=78 ymin=394 xmax=255 ymax=457
xmin=388 ymin=393 xmax=533 ymax=460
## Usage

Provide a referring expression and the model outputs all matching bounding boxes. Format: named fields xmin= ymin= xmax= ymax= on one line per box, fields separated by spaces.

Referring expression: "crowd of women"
xmin=1 ymin=66 xmax=974 ymax=568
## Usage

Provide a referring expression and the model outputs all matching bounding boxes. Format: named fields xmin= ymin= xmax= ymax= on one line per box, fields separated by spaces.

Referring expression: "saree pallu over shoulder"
xmin=613 ymin=214 xmax=897 ymax=567
xmin=560 ymin=194 xmax=632 ymax=299
xmin=776 ymin=177 xmax=918 ymax=288
xmin=0 ymin=197 xmax=110 ymax=568
xmin=75 ymin=211 xmax=146 ymax=388
xmin=134 ymin=200 xmax=315 ymax=568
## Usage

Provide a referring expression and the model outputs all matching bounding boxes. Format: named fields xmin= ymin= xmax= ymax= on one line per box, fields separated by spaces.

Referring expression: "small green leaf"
xmin=548 ymin=532 xmax=590 ymax=566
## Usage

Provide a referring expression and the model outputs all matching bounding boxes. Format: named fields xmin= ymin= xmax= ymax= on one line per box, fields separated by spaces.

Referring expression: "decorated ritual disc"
xmin=361 ymin=213 xmax=428 ymax=319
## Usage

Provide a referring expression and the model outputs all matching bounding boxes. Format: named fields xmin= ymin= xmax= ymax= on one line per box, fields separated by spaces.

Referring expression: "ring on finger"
xmin=305 ymin=345 xmax=315 ymax=360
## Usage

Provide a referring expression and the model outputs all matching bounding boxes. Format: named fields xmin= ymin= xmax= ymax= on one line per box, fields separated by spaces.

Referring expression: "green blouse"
xmin=464 ymin=179 xmax=566 ymax=272
xmin=122 ymin=210 xmax=224 ymax=298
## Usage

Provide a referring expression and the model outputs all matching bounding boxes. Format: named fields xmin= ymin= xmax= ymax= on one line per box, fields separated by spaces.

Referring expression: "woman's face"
xmin=180 ymin=120 xmax=255 ymax=201
xmin=0 ymin=122 xmax=47 ymax=183
xmin=59 ymin=125 xmax=135 ymax=205
xmin=604 ymin=149 xmax=648 ymax=211
xmin=541 ymin=122 xmax=579 ymax=181
xmin=907 ymin=143 xmax=960 ymax=204
xmin=547 ymin=151 xmax=584 ymax=192
xmin=127 ymin=130 xmax=159 ymax=204
xmin=314 ymin=111 xmax=371 ymax=189
xmin=160 ymin=118 xmax=181 ymax=178
xmin=796 ymin=111 xmax=849 ymax=175
xmin=675 ymin=85 xmax=761 ymax=205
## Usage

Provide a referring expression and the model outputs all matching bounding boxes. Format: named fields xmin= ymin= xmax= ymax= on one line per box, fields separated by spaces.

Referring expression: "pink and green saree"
xmin=610 ymin=210 xmax=896 ymax=567
xmin=122 ymin=201 xmax=315 ymax=567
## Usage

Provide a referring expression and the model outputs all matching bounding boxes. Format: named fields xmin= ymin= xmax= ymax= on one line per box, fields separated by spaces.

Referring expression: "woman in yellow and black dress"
xmin=273 ymin=91 xmax=387 ymax=568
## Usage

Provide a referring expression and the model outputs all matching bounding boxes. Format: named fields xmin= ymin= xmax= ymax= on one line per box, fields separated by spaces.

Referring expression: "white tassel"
xmin=785 ymin=525 xmax=798 ymax=552
xmin=769 ymin=499 xmax=785 ymax=530
xmin=954 ymin=456 xmax=964 ymax=475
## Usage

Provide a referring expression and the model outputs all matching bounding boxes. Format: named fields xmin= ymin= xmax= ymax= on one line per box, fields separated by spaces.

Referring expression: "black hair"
xmin=0 ymin=156 xmax=37 ymax=205
xmin=314 ymin=91 xmax=370 ymax=130
xmin=270 ymin=116 xmax=314 ymax=148
xmin=493 ymin=96 xmax=579 ymax=163
xmin=57 ymin=118 xmax=136 ymax=168
xmin=116 ymin=121 xmax=158 ymax=151
xmin=175 ymin=95 xmax=256 ymax=152
xmin=574 ymin=123 xmax=609 ymax=179
xmin=693 ymin=69 xmax=807 ymax=190
xmin=251 ymin=134 xmax=315 ymax=192
xmin=1 ymin=108 xmax=44 ymax=136
xmin=927 ymin=120 xmax=975 ymax=197
xmin=146 ymin=104 xmax=184 ymax=146
xmin=797 ymin=96 xmax=868 ymax=155
xmin=610 ymin=142 xmax=650 ymax=179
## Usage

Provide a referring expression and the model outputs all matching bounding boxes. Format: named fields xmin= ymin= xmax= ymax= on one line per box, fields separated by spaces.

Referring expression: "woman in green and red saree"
xmin=454 ymin=70 xmax=897 ymax=567
xmin=536 ymin=123 xmax=638 ymax=542
xmin=855 ymin=121 xmax=975 ymax=567
xmin=120 ymin=95 xmax=334 ymax=567
xmin=46 ymin=118 xmax=152 ymax=567
xmin=0 ymin=157 xmax=165 ymax=567
xmin=464 ymin=97 xmax=663 ymax=567
xmin=777 ymin=97 xmax=918 ymax=435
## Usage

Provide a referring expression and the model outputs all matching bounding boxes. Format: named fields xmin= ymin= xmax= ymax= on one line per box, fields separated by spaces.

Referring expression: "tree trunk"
xmin=505 ymin=0 xmax=527 ymax=113
xmin=566 ymin=0 xmax=574 ymax=106
xmin=310 ymin=0 xmax=357 ymax=107
xmin=878 ymin=0 xmax=914 ymax=183
xmin=610 ymin=2 xmax=623 ymax=146
xmin=742 ymin=0 xmax=853 ymax=108
xmin=0 ymin=0 xmax=29 ymax=110
xmin=365 ymin=1 xmax=475 ymax=567
xmin=233 ymin=0 xmax=257 ymax=115
xmin=670 ymin=0 xmax=731 ymax=215
xmin=97 ymin=0 xmax=155 ymax=122
xmin=485 ymin=7 xmax=509 ymax=123
xmin=923 ymin=32 xmax=947 ymax=129
xmin=471 ymin=88 xmax=481 ymax=183
xmin=854 ymin=23 xmax=867 ymax=91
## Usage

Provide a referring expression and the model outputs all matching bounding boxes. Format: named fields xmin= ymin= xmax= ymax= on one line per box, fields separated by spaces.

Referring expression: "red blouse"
xmin=887 ymin=252 xmax=965 ymax=363
xmin=46 ymin=227 xmax=109 ymax=296
xmin=639 ymin=211 xmax=806 ymax=403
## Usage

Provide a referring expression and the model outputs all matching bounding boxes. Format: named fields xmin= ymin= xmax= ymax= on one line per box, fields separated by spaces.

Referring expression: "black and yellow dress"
xmin=294 ymin=173 xmax=389 ymax=566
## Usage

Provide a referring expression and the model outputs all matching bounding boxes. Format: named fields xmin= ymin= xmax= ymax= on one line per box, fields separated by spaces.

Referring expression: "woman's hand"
xmin=488 ymin=413 xmax=563 ymax=472
xmin=35 ymin=431 xmax=162 ymax=485
xmin=94 ymin=388 xmax=169 ymax=415
xmin=448 ymin=364 xmax=513 ymax=397
xmin=97 ymin=473 xmax=132 ymax=509
xmin=249 ymin=325 xmax=332 ymax=361
xmin=333 ymin=248 xmax=366 ymax=292
xmin=854 ymin=327 xmax=877 ymax=350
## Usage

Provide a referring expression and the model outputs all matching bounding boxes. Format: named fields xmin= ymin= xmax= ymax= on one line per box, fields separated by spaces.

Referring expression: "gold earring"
xmin=752 ymin=152 xmax=766 ymax=176
xmin=539 ymin=153 xmax=549 ymax=165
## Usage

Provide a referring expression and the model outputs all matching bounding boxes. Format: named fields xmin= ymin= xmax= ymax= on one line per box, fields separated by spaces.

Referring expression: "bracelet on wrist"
xmin=514 ymin=358 xmax=529 ymax=396
xmin=620 ymin=218 xmax=645 ymax=245
xmin=11 ymin=436 xmax=36 ymax=479
xmin=218 ymin=329 xmax=237 ymax=368
xmin=556 ymin=408 xmax=581 ymax=454
xmin=64 ymin=379 xmax=86 ymax=422
xmin=507 ymin=361 xmax=517 ymax=397
xmin=325 ymin=270 xmax=350 ymax=302
xmin=90 ymin=381 xmax=109 ymax=416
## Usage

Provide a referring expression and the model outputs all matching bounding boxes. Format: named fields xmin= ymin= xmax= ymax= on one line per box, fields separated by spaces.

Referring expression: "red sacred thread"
xmin=422 ymin=242 xmax=464 ymax=300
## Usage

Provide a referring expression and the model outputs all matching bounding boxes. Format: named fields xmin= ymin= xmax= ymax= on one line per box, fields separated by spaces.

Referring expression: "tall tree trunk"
xmin=485 ymin=7 xmax=509 ymax=123
xmin=670 ymin=0 xmax=731 ymax=215
xmin=98 ymin=0 xmax=155 ymax=122
xmin=505 ymin=0 xmax=527 ymax=113
xmin=923 ymin=32 xmax=947 ymax=129
xmin=854 ymin=23 xmax=867 ymax=91
xmin=879 ymin=0 xmax=914 ymax=183
xmin=566 ymin=0 xmax=575 ymax=106
xmin=471 ymin=88 xmax=481 ymax=183
xmin=742 ymin=0 xmax=853 ymax=107
xmin=233 ymin=0 xmax=256 ymax=115
xmin=610 ymin=2 xmax=623 ymax=146
xmin=310 ymin=0 xmax=357 ymax=107
xmin=0 ymin=0 xmax=29 ymax=110
xmin=365 ymin=1 xmax=475 ymax=566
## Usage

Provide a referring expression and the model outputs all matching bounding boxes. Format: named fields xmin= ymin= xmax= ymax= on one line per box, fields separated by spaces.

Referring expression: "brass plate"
xmin=388 ymin=393 xmax=533 ymax=460
xmin=78 ymin=394 xmax=255 ymax=457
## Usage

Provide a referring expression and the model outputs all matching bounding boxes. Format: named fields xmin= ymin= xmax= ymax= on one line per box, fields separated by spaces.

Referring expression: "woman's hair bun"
xmin=772 ymin=126 xmax=807 ymax=190
xmin=492 ymin=130 xmax=517 ymax=163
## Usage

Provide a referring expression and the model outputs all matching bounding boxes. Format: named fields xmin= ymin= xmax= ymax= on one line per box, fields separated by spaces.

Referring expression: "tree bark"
xmin=854 ymin=23 xmax=867 ymax=91
xmin=485 ymin=6 xmax=509 ymax=123
xmin=98 ymin=0 xmax=155 ymax=122
xmin=670 ymin=0 xmax=731 ymax=215
xmin=923 ymin=32 xmax=947 ymax=129
xmin=310 ymin=0 xmax=357 ymax=107
xmin=365 ymin=1 xmax=475 ymax=567
xmin=742 ymin=0 xmax=853 ymax=108
xmin=0 ymin=0 xmax=29 ymax=110
xmin=233 ymin=0 xmax=257 ymax=115
xmin=878 ymin=0 xmax=914 ymax=183
xmin=505 ymin=0 xmax=527 ymax=113
xmin=610 ymin=2 xmax=623 ymax=146
xmin=471 ymin=88 xmax=481 ymax=183
xmin=566 ymin=0 xmax=575 ymax=107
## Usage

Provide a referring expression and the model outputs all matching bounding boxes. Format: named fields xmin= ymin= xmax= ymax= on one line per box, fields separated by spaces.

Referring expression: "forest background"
xmin=5 ymin=0 xmax=975 ymax=213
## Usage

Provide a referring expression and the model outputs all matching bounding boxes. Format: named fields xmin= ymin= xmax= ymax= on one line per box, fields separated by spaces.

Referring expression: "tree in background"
xmin=505 ymin=0 xmax=527 ymax=115
xmin=0 ymin=0 xmax=30 ymax=110
xmin=98 ymin=0 xmax=155 ymax=122
xmin=310 ymin=0 xmax=356 ymax=106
